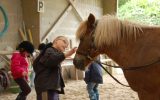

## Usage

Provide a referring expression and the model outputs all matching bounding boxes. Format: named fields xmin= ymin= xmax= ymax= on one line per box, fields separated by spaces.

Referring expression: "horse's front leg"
xmin=138 ymin=90 xmax=160 ymax=100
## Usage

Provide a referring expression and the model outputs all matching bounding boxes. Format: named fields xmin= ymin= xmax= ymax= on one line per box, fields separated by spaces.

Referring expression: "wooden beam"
xmin=67 ymin=0 xmax=84 ymax=21
xmin=41 ymin=0 xmax=84 ymax=43
xmin=41 ymin=4 xmax=73 ymax=43
xmin=0 ymin=51 xmax=13 ymax=55
xmin=0 ymin=55 xmax=10 ymax=65
xmin=103 ymin=0 xmax=117 ymax=15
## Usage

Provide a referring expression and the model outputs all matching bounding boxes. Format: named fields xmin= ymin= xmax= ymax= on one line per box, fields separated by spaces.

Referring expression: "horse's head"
xmin=73 ymin=14 xmax=100 ymax=70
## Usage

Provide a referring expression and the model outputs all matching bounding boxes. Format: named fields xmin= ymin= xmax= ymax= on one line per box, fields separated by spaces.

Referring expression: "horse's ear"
xmin=87 ymin=13 xmax=95 ymax=27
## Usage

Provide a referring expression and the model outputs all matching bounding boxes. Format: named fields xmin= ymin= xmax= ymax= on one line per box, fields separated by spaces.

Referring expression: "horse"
xmin=73 ymin=13 xmax=160 ymax=100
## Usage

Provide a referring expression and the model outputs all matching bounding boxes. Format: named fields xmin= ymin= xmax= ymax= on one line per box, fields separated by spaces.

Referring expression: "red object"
xmin=11 ymin=52 xmax=29 ymax=81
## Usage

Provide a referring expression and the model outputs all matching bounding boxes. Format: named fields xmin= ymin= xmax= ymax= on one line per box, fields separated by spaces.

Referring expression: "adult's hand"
xmin=65 ymin=47 xmax=77 ymax=57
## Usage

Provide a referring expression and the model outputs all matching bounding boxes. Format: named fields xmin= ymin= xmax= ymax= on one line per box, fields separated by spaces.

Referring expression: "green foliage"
xmin=118 ymin=0 xmax=160 ymax=25
xmin=118 ymin=0 xmax=130 ymax=7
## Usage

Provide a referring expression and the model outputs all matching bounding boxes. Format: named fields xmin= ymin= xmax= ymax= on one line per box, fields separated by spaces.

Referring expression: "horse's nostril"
xmin=73 ymin=58 xmax=85 ymax=70
xmin=73 ymin=59 xmax=80 ymax=67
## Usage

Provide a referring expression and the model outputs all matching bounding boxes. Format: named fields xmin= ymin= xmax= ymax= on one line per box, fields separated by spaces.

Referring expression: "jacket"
xmin=84 ymin=62 xmax=103 ymax=84
xmin=11 ymin=52 xmax=29 ymax=80
xmin=33 ymin=47 xmax=65 ymax=94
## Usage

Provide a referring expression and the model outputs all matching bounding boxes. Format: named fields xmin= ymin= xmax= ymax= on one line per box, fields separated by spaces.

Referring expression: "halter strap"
xmin=76 ymin=20 xmax=99 ymax=58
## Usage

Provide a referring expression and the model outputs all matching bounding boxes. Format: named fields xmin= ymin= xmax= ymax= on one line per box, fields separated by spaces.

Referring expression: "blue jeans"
xmin=86 ymin=82 xmax=99 ymax=100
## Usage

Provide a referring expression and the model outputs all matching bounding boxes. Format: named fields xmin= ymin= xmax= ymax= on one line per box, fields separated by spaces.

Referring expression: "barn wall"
xmin=0 ymin=0 xmax=22 ymax=50
xmin=40 ymin=0 xmax=69 ymax=42
xmin=75 ymin=0 xmax=103 ymax=19
xmin=40 ymin=0 xmax=103 ymax=48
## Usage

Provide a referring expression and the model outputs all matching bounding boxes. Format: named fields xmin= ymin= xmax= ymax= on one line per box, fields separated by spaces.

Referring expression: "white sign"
xmin=37 ymin=0 xmax=44 ymax=12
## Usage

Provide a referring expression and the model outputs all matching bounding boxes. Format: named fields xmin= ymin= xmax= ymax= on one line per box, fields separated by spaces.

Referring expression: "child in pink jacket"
xmin=11 ymin=41 xmax=34 ymax=100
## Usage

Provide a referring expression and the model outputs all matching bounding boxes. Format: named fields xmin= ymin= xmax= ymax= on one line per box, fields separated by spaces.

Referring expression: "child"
xmin=84 ymin=56 xmax=103 ymax=100
xmin=11 ymin=41 xmax=34 ymax=100
xmin=33 ymin=36 xmax=77 ymax=100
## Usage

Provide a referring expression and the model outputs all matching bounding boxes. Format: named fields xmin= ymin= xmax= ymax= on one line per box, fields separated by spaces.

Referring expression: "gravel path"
xmin=0 ymin=74 xmax=138 ymax=100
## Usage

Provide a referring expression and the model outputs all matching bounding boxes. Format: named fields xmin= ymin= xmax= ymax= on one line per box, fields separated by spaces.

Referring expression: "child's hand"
xmin=22 ymin=71 xmax=27 ymax=76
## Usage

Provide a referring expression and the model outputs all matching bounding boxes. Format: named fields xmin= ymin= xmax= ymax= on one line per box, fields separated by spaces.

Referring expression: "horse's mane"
xmin=76 ymin=21 xmax=87 ymax=40
xmin=94 ymin=15 xmax=144 ymax=47
xmin=76 ymin=14 xmax=151 ymax=47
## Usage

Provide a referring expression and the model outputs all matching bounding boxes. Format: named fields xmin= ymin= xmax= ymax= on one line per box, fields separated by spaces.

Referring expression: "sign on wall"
xmin=37 ymin=0 xmax=44 ymax=12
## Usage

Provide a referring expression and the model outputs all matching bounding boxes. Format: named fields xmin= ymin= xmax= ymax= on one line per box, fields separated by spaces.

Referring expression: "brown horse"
xmin=73 ymin=13 xmax=160 ymax=100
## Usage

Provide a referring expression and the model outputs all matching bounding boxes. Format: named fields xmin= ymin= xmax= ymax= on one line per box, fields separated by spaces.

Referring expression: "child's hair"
xmin=17 ymin=41 xmax=34 ymax=54
xmin=38 ymin=43 xmax=46 ymax=51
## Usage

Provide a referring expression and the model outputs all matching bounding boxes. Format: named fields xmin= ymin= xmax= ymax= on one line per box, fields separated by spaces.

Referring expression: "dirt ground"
xmin=0 ymin=74 xmax=139 ymax=100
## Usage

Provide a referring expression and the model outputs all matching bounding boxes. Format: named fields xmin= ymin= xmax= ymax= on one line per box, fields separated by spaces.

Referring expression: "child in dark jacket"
xmin=84 ymin=56 xmax=103 ymax=100
xmin=33 ymin=36 xmax=77 ymax=100
xmin=11 ymin=41 xmax=34 ymax=100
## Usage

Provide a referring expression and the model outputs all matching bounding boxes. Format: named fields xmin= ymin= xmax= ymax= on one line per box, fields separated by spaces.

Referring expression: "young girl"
xmin=11 ymin=41 xmax=34 ymax=100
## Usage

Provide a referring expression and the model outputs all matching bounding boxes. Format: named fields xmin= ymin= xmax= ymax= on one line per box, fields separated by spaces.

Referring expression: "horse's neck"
xmin=103 ymin=27 xmax=160 ymax=67
xmin=103 ymin=45 xmax=132 ymax=67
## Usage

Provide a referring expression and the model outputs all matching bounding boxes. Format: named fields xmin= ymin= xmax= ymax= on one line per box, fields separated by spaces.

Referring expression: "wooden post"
xmin=19 ymin=28 xmax=26 ymax=41
xmin=74 ymin=67 xmax=78 ymax=80
xmin=22 ymin=21 xmax=27 ymax=39
xmin=27 ymin=29 xmax=33 ymax=43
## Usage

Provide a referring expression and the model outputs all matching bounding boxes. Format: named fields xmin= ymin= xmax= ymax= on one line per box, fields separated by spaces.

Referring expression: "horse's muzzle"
xmin=73 ymin=56 xmax=86 ymax=70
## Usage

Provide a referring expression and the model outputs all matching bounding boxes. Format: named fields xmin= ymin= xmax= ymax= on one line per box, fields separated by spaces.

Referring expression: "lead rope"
xmin=87 ymin=56 xmax=130 ymax=87
xmin=96 ymin=61 xmax=130 ymax=87
xmin=100 ymin=58 xmax=160 ymax=70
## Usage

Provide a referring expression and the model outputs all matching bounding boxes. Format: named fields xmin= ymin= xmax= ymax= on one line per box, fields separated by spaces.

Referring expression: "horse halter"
xmin=76 ymin=20 xmax=98 ymax=60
